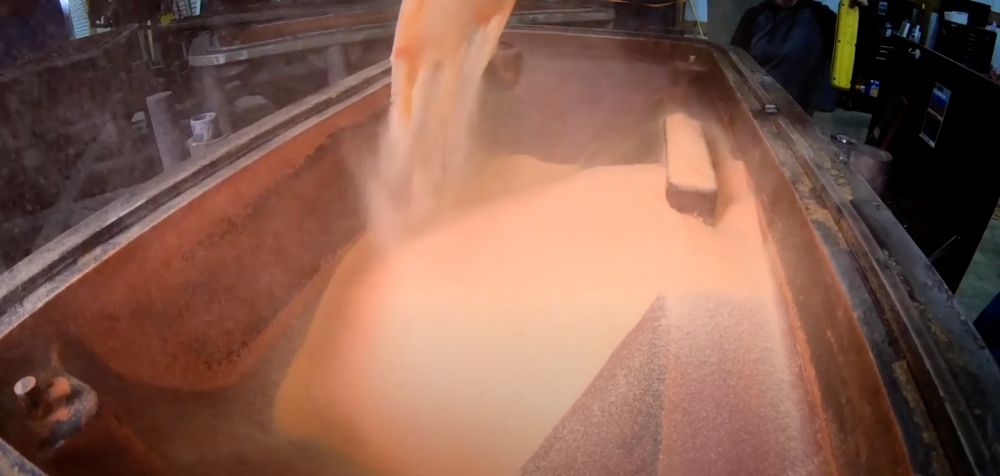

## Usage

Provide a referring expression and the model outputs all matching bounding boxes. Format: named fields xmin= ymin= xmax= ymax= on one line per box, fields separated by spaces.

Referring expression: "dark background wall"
xmin=0 ymin=0 xmax=70 ymax=69
xmin=706 ymin=0 xmax=760 ymax=43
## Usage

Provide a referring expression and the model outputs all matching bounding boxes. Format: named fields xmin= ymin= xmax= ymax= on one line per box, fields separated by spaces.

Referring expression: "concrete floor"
xmin=958 ymin=216 xmax=1000 ymax=318
xmin=813 ymin=109 xmax=872 ymax=143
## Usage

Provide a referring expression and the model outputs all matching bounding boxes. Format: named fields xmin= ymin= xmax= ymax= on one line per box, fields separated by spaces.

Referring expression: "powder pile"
xmin=275 ymin=154 xmax=828 ymax=475
xmin=274 ymin=1 xmax=827 ymax=473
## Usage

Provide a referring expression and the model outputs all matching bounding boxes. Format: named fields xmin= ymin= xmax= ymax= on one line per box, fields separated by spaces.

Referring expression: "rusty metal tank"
xmin=0 ymin=27 xmax=998 ymax=475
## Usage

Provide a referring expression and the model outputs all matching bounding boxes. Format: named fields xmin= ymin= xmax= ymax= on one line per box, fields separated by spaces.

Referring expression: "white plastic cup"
xmin=190 ymin=112 xmax=217 ymax=143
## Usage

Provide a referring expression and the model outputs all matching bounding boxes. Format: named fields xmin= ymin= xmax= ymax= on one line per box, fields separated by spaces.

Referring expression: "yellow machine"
xmin=832 ymin=0 xmax=862 ymax=90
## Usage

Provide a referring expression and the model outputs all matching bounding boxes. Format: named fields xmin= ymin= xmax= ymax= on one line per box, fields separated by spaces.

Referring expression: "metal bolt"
xmin=832 ymin=133 xmax=856 ymax=145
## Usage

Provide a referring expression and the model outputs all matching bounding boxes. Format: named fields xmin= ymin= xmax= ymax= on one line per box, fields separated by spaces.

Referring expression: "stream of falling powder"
xmin=365 ymin=0 xmax=516 ymax=246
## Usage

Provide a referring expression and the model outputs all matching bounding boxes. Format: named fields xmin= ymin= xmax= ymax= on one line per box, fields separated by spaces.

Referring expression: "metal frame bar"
xmin=186 ymin=8 xmax=613 ymax=67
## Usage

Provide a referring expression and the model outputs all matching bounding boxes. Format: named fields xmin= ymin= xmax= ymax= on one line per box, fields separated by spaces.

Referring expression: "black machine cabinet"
xmin=868 ymin=35 xmax=1000 ymax=291
xmin=936 ymin=21 xmax=997 ymax=75
xmin=843 ymin=0 xmax=917 ymax=112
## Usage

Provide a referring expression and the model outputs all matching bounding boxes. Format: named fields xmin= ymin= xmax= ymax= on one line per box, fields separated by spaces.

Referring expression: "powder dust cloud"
xmin=273 ymin=2 xmax=832 ymax=475
xmin=364 ymin=0 xmax=516 ymax=246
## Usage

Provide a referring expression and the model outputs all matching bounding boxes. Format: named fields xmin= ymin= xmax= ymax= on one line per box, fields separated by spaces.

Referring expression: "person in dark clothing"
xmin=731 ymin=0 xmax=838 ymax=114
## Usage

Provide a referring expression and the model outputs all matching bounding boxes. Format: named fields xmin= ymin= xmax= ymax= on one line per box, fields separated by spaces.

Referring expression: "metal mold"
xmin=0 ymin=28 xmax=995 ymax=475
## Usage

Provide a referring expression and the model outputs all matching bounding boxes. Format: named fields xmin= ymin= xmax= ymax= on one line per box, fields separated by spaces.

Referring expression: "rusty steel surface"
xmin=720 ymin=44 xmax=1000 ymax=474
xmin=0 ymin=28 xmax=995 ymax=475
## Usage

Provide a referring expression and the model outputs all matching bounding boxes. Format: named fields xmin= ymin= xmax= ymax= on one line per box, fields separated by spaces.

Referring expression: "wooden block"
xmin=664 ymin=113 xmax=717 ymax=224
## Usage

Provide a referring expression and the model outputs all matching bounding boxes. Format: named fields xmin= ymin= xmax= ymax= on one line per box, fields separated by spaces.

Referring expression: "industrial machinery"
xmin=868 ymin=35 xmax=1000 ymax=292
xmin=0 ymin=22 xmax=998 ymax=476
xmin=175 ymin=0 xmax=613 ymax=136
xmin=0 ymin=25 xmax=158 ymax=273
xmin=0 ymin=0 xmax=612 ymax=275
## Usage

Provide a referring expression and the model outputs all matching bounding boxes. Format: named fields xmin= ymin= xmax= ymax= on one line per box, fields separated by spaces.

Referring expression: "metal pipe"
xmin=13 ymin=376 xmax=43 ymax=418
xmin=199 ymin=67 xmax=235 ymax=136
xmin=327 ymin=45 xmax=350 ymax=86
xmin=146 ymin=91 xmax=188 ymax=170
